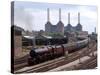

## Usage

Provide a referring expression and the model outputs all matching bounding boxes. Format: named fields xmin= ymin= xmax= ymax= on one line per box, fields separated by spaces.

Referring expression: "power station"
xmin=45 ymin=8 xmax=82 ymax=34
xmin=45 ymin=8 xmax=64 ymax=34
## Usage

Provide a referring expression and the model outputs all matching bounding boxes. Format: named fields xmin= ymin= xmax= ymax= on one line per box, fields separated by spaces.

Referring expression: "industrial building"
xmin=64 ymin=13 xmax=82 ymax=32
xmin=45 ymin=8 xmax=64 ymax=35
xmin=45 ymin=8 xmax=82 ymax=35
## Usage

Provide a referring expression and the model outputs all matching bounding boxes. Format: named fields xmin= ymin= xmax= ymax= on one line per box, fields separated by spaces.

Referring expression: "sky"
xmin=13 ymin=1 xmax=97 ymax=34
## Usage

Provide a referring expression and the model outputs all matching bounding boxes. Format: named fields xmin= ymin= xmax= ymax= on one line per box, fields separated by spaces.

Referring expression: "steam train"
xmin=28 ymin=38 xmax=89 ymax=65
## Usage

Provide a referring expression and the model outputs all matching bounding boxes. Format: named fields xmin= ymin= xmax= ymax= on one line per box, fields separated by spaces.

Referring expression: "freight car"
xmin=28 ymin=38 xmax=89 ymax=65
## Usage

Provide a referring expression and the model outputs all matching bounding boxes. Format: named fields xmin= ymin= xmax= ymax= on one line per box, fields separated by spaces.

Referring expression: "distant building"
xmin=64 ymin=13 xmax=82 ymax=32
xmin=77 ymin=31 xmax=88 ymax=38
xmin=68 ymin=32 xmax=77 ymax=43
xmin=45 ymin=8 xmax=83 ymax=35
xmin=75 ymin=13 xmax=82 ymax=31
xmin=45 ymin=8 xmax=64 ymax=35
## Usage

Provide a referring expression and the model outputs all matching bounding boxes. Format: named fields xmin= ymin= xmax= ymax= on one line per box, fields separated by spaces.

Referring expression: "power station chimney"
xmin=59 ymin=8 xmax=61 ymax=21
xmin=47 ymin=8 xmax=50 ymax=22
xmin=68 ymin=13 xmax=70 ymax=24
xmin=95 ymin=27 xmax=96 ymax=33
xmin=78 ymin=12 xmax=80 ymax=24
xmin=76 ymin=12 xmax=82 ymax=31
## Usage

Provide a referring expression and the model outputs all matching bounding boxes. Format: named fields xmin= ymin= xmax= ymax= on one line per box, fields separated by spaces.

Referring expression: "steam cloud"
xmin=14 ymin=7 xmax=34 ymax=31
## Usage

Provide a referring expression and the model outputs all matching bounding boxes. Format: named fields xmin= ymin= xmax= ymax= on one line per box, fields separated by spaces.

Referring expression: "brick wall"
xmin=14 ymin=36 xmax=22 ymax=57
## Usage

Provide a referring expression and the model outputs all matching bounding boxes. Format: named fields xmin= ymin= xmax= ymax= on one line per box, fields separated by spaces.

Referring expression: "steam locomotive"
xmin=28 ymin=38 xmax=89 ymax=65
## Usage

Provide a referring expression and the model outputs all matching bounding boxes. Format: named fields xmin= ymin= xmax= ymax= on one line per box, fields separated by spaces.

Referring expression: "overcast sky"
xmin=14 ymin=1 xmax=97 ymax=33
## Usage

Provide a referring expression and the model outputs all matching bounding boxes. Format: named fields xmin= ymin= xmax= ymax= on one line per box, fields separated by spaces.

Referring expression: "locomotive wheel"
xmin=28 ymin=57 xmax=35 ymax=66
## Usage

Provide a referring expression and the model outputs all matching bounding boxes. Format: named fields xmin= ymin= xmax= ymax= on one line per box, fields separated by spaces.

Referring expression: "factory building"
xmin=75 ymin=13 xmax=82 ymax=31
xmin=45 ymin=8 xmax=64 ymax=35
xmin=45 ymin=8 xmax=82 ymax=35
xmin=64 ymin=13 xmax=73 ymax=32
xmin=64 ymin=12 xmax=82 ymax=32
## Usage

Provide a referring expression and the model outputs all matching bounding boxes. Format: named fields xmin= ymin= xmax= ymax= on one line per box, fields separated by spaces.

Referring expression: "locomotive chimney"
xmin=78 ymin=12 xmax=80 ymax=24
xmin=59 ymin=8 xmax=61 ymax=21
xmin=68 ymin=13 xmax=70 ymax=24
xmin=47 ymin=8 xmax=50 ymax=22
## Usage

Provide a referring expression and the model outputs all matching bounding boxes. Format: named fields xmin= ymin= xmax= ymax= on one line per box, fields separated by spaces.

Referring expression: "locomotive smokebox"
xmin=30 ymin=48 xmax=37 ymax=58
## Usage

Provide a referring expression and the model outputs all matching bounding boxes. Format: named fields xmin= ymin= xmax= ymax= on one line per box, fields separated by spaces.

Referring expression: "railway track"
xmin=49 ymin=52 xmax=97 ymax=71
xmin=14 ymin=54 xmax=29 ymax=65
xmin=15 ymin=43 xmax=97 ymax=74
xmin=14 ymin=55 xmax=29 ymax=70
xmin=75 ymin=56 xmax=97 ymax=70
